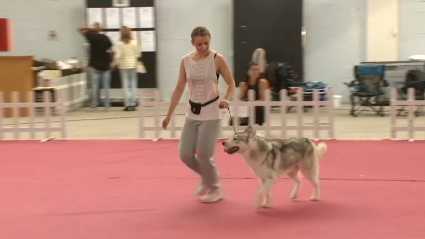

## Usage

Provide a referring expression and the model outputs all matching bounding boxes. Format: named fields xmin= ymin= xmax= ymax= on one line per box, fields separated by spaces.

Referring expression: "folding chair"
xmin=344 ymin=65 xmax=389 ymax=117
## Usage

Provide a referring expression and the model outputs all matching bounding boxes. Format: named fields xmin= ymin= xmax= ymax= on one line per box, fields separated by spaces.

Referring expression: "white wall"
xmin=304 ymin=0 xmax=367 ymax=102
xmin=399 ymin=0 xmax=425 ymax=59
xmin=155 ymin=0 xmax=232 ymax=101
xmin=0 ymin=0 xmax=86 ymax=60
xmin=303 ymin=0 xmax=425 ymax=102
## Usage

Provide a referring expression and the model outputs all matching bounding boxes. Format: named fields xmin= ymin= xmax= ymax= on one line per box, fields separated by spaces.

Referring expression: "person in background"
xmin=236 ymin=61 xmax=269 ymax=126
xmin=252 ymin=48 xmax=267 ymax=75
xmin=78 ymin=22 xmax=114 ymax=111
xmin=115 ymin=27 xmax=141 ymax=111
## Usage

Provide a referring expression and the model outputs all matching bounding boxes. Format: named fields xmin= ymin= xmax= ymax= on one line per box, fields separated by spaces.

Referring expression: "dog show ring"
xmin=0 ymin=139 xmax=424 ymax=239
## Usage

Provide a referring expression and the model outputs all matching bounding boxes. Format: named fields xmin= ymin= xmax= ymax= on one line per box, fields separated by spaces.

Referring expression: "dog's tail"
xmin=314 ymin=142 xmax=327 ymax=161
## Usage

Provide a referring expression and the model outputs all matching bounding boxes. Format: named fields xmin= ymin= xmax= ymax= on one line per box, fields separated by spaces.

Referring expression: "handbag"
xmin=137 ymin=61 xmax=146 ymax=73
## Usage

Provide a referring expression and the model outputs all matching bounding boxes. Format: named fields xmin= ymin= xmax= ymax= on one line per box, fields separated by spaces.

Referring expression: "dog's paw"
xmin=253 ymin=200 xmax=262 ymax=209
xmin=253 ymin=193 xmax=264 ymax=209
xmin=289 ymin=193 xmax=298 ymax=199
xmin=262 ymin=196 xmax=272 ymax=208
xmin=253 ymin=203 xmax=262 ymax=209
xmin=253 ymin=199 xmax=263 ymax=209
xmin=310 ymin=196 xmax=320 ymax=201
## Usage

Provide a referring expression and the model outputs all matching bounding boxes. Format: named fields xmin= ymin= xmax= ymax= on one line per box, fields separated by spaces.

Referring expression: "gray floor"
xmin=2 ymin=104 xmax=424 ymax=140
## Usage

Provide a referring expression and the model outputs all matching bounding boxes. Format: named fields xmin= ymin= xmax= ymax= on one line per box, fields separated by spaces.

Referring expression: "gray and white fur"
xmin=222 ymin=125 xmax=327 ymax=209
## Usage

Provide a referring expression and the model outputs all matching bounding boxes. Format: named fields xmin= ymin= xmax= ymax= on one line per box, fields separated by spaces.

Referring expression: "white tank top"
xmin=184 ymin=51 xmax=221 ymax=121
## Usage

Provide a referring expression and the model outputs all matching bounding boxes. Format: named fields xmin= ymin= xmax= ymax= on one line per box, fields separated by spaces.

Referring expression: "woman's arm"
xmin=165 ymin=58 xmax=187 ymax=118
xmin=78 ymin=26 xmax=91 ymax=35
xmin=258 ymin=79 xmax=270 ymax=101
xmin=216 ymin=54 xmax=236 ymax=102
xmin=239 ymin=82 xmax=248 ymax=100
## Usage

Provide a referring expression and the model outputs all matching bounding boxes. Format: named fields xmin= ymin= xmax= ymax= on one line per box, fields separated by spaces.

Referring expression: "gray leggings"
xmin=178 ymin=118 xmax=221 ymax=189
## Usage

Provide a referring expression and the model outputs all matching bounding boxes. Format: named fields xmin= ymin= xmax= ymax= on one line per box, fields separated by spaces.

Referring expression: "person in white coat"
xmin=115 ymin=27 xmax=141 ymax=111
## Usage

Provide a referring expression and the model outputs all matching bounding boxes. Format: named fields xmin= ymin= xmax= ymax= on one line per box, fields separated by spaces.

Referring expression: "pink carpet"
xmin=0 ymin=140 xmax=424 ymax=239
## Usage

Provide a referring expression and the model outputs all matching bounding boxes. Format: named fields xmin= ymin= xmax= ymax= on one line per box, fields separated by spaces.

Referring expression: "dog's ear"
xmin=245 ymin=125 xmax=253 ymax=133
xmin=245 ymin=125 xmax=256 ymax=138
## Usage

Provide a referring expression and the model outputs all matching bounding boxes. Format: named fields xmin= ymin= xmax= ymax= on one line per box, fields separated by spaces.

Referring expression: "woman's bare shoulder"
xmin=213 ymin=52 xmax=226 ymax=61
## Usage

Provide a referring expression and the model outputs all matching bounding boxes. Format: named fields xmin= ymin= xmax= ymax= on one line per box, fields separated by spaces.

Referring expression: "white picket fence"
xmin=35 ymin=72 xmax=87 ymax=112
xmin=56 ymin=72 xmax=87 ymax=111
xmin=139 ymin=88 xmax=335 ymax=140
xmin=390 ymin=87 xmax=425 ymax=140
xmin=0 ymin=91 xmax=67 ymax=140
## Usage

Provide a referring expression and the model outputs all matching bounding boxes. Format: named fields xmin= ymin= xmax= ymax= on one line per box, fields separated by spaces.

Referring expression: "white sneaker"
xmin=200 ymin=188 xmax=224 ymax=203
xmin=195 ymin=184 xmax=208 ymax=197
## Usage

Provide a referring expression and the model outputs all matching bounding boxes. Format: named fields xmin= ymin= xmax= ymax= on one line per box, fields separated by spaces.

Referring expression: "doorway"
xmin=366 ymin=0 xmax=399 ymax=61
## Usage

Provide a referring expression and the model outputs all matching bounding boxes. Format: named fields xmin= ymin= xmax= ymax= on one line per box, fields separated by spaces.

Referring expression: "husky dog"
xmin=222 ymin=126 xmax=327 ymax=209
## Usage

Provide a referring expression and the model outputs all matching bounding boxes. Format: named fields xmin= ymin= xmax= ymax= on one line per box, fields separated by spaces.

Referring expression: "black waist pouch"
xmin=189 ymin=96 xmax=219 ymax=115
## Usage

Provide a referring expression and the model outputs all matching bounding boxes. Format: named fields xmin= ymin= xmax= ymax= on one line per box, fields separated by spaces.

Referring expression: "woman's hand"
xmin=162 ymin=115 xmax=171 ymax=129
xmin=219 ymin=99 xmax=230 ymax=109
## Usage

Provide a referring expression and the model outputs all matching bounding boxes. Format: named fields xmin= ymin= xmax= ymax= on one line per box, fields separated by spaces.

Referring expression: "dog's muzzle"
xmin=224 ymin=146 xmax=239 ymax=155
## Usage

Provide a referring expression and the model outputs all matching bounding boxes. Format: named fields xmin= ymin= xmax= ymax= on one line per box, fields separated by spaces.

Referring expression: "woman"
xmin=115 ymin=27 xmax=141 ymax=111
xmin=235 ymin=62 xmax=269 ymax=126
xmin=162 ymin=26 xmax=236 ymax=203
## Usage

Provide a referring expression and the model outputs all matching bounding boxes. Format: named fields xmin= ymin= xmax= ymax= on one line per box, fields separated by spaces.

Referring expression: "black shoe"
xmin=123 ymin=107 xmax=129 ymax=111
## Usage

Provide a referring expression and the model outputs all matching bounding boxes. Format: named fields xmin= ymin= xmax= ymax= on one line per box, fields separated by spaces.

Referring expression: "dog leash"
xmin=227 ymin=107 xmax=237 ymax=134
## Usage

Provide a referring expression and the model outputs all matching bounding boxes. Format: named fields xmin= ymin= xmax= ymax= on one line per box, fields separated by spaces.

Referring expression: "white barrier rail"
xmin=390 ymin=87 xmax=425 ymax=140
xmin=139 ymin=88 xmax=335 ymax=140
xmin=56 ymin=72 xmax=87 ymax=111
xmin=0 ymin=91 xmax=67 ymax=140
xmin=35 ymin=72 xmax=87 ymax=112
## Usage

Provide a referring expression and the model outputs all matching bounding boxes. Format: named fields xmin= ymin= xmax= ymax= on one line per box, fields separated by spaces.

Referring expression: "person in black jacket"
xmin=79 ymin=23 xmax=114 ymax=110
